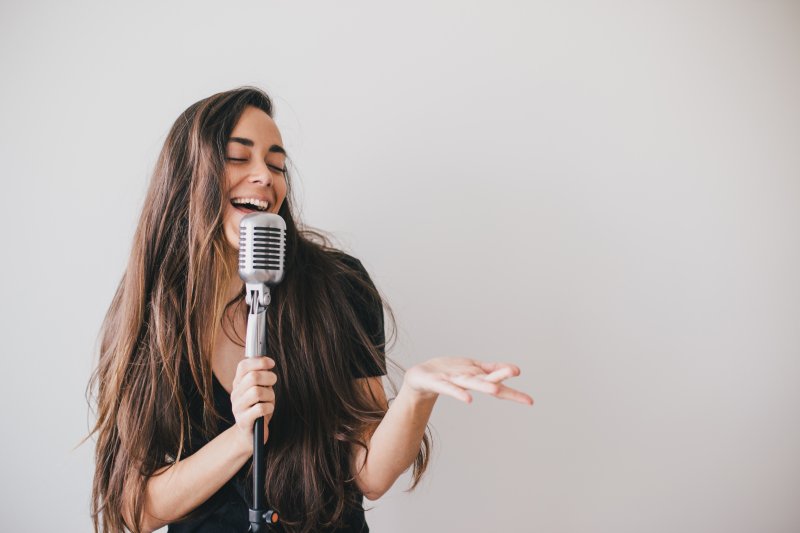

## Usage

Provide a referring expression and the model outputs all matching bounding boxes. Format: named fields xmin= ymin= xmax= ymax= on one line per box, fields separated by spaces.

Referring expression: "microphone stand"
xmin=238 ymin=211 xmax=287 ymax=531
xmin=245 ymin=284 xmax=279 ymax=532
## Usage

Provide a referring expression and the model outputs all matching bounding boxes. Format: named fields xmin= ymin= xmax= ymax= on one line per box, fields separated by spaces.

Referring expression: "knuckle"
xmin=247 ymin=387 xmax=260 ymax=403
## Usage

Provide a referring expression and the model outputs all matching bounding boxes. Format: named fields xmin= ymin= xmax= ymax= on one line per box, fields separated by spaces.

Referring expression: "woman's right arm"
xmin=123 ymin=357 xmax=278 ymax=532
xmin=130 ymin=425 xmax=252 ymax=532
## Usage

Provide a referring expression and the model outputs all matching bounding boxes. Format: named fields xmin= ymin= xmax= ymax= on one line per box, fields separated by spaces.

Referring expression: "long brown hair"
xmin=86 ymin=86 xmax=431 ymax=533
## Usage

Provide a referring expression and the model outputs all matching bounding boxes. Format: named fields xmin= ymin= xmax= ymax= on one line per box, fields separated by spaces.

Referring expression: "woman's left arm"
xmin=351 ymin=357 xmax=533 ymax=500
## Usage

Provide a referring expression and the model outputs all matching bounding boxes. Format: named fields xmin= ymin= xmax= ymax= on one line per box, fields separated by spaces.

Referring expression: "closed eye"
xmin=225 ymin=157 xmax=286 ymax=174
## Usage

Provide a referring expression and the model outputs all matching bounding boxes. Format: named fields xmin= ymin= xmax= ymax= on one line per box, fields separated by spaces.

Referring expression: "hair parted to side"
xmin=86 ymin=86 xmax=431 ymax=533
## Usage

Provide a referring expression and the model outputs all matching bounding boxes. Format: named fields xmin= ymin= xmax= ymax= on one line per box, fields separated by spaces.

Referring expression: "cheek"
xmin=276 ymin=178 xmax=288 ymax=209
xmin=223 ymin=168 xmax=240 ymax=197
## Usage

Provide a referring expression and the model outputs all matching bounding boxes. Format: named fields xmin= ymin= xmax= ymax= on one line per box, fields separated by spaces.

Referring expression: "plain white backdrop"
xmin=1 ymin=1 xmax=799 ymax=532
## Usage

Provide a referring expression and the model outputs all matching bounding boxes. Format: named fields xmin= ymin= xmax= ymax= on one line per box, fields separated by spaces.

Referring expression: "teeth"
xmin=231 ymin=197 xmax=270 ymax=211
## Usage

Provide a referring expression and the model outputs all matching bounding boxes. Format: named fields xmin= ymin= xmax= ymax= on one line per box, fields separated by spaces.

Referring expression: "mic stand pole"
xmin=245 ymin=285 xmax=279 ymax=532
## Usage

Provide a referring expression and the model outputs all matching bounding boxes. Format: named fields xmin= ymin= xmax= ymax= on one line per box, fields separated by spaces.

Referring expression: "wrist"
xmin=400 ymin=374 xmax=439 ymax=405
xmin=227 ymin=426 xmax=254 ymax=461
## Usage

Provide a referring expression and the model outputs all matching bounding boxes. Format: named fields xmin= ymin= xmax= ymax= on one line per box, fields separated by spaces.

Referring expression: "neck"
xmin=221 ymin=246 xmax=243 ymax=303
xmin=217 ymin=272 xmax=247 ymax=338
xmin=225 ymin=272 xmax=244 ymax=303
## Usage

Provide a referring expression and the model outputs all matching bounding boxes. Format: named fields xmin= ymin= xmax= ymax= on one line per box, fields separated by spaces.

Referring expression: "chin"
xmin=222 ymin=204 xmax=282 ymax=251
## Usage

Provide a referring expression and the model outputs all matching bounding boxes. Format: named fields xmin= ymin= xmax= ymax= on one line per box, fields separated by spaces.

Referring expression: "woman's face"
xmin=222 ymin=105 xmax=288 ymax=250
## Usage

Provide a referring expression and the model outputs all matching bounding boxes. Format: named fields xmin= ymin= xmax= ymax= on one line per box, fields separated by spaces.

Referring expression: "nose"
xmin=249 ymin=174 xmax=271 ymax=187
xmin=248 ymin=165 xmax=274 ymax=187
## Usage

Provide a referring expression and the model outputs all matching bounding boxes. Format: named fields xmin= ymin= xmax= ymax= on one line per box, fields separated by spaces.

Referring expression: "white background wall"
xmin=1 ymin=1 xmax=798 ymax=532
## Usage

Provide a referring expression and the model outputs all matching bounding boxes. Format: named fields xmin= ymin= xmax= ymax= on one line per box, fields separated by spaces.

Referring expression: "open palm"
xmin=404 ymin=357 xmax=533 ymax=405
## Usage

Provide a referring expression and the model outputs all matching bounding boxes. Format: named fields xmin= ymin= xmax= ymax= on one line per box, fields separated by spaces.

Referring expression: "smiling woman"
xmin=86 ymin=87 xmax=419 ymax=533
xmin=86 ymin=86 xmax=532 ymax=533
xmin=220 ymin=107 xmax=289 ymax=254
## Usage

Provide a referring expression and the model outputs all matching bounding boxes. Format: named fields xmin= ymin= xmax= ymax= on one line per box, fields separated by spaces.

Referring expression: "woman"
xmin=88 ymin=86 xmax=533 ymax=533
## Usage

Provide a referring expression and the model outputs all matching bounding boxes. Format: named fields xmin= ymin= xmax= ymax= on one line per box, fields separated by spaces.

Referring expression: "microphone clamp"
xmin=245 ymin=283 xmax=271 ymax=308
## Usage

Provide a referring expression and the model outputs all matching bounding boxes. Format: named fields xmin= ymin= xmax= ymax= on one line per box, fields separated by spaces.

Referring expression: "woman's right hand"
xmin=230 ymin=357 xmax=278 ymax=449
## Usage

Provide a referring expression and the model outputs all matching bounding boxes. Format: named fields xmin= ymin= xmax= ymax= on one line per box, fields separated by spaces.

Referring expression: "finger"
xmin=459 ymin=366 xmax=491 ymax=378
xmin=242 ymin=385 xmax=276 ymax=409
xmin=234 ymin=356 xmax=276 ymax=378
xmin=242 ymin=370 xmax=278 ymax=388
xmin=492 ymin=383 xmax=534 ymax=405
xmin=232 ymin=385 xmax=275 ymax=413
xmin=231 ymin=372 xmax=277 ymax=405
xmin=426 ymin=379 xmax=472 ymax=403
xmin=447 ymin=374 xmax=503 ymax=396
xmin=478 ymin=362 xmax=520 ymax=381
xmin=233 ymin=358 xmax=276 ymax=387
xmin=482 ymin=366 xmax=518 ymax=383
xmin=448 ymin=373 xmax=533 ymax=405
xmin=243 ymin=401 xmax=275 ymax=424
xmin=238 ymin=356 xmax=276 ymax=373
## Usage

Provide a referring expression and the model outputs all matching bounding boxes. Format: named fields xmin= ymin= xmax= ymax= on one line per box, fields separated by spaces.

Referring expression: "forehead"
xmin=229 ymin=106 xmax=283 ymax=146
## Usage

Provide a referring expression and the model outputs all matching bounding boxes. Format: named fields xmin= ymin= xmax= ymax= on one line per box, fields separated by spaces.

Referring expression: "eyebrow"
xmin=228 ymin=136 xmax=286 ymax=155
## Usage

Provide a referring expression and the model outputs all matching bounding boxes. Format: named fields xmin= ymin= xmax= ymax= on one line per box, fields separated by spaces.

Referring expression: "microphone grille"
xmin=238 ymin=213 xmax=287 ymax=285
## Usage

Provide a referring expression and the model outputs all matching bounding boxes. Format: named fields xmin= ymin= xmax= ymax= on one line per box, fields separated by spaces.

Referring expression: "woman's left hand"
xmin=403 ymin=357 xmax=534 ymax=405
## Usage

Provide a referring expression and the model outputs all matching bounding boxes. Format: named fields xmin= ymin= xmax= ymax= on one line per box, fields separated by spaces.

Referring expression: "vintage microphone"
xmin=238 ymin=212 xmax=287 ymax=532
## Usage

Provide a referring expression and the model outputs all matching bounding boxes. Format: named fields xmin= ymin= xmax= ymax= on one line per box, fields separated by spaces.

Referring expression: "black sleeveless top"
xmin=167 ymin=254 xmax=386 ymax=533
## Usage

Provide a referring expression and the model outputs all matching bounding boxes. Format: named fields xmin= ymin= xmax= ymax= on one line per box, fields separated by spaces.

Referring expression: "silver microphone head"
xmin=238 ymin=212 xmax=287 ymax=286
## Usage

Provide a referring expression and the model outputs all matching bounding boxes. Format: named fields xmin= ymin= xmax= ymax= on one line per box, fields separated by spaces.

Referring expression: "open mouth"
xmin=231 ymin=197 xmax=270 ymax=213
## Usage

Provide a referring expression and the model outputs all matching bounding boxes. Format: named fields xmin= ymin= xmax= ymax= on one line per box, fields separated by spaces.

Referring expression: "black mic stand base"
xmin=248 ymin=508 xmax=279 ymax=532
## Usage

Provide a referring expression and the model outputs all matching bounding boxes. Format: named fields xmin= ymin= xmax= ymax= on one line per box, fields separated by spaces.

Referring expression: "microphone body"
xmin=238 ymin=212 xmax=286 ymax=532
xmin=239 ymin=212 xmax=286 ymax=359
